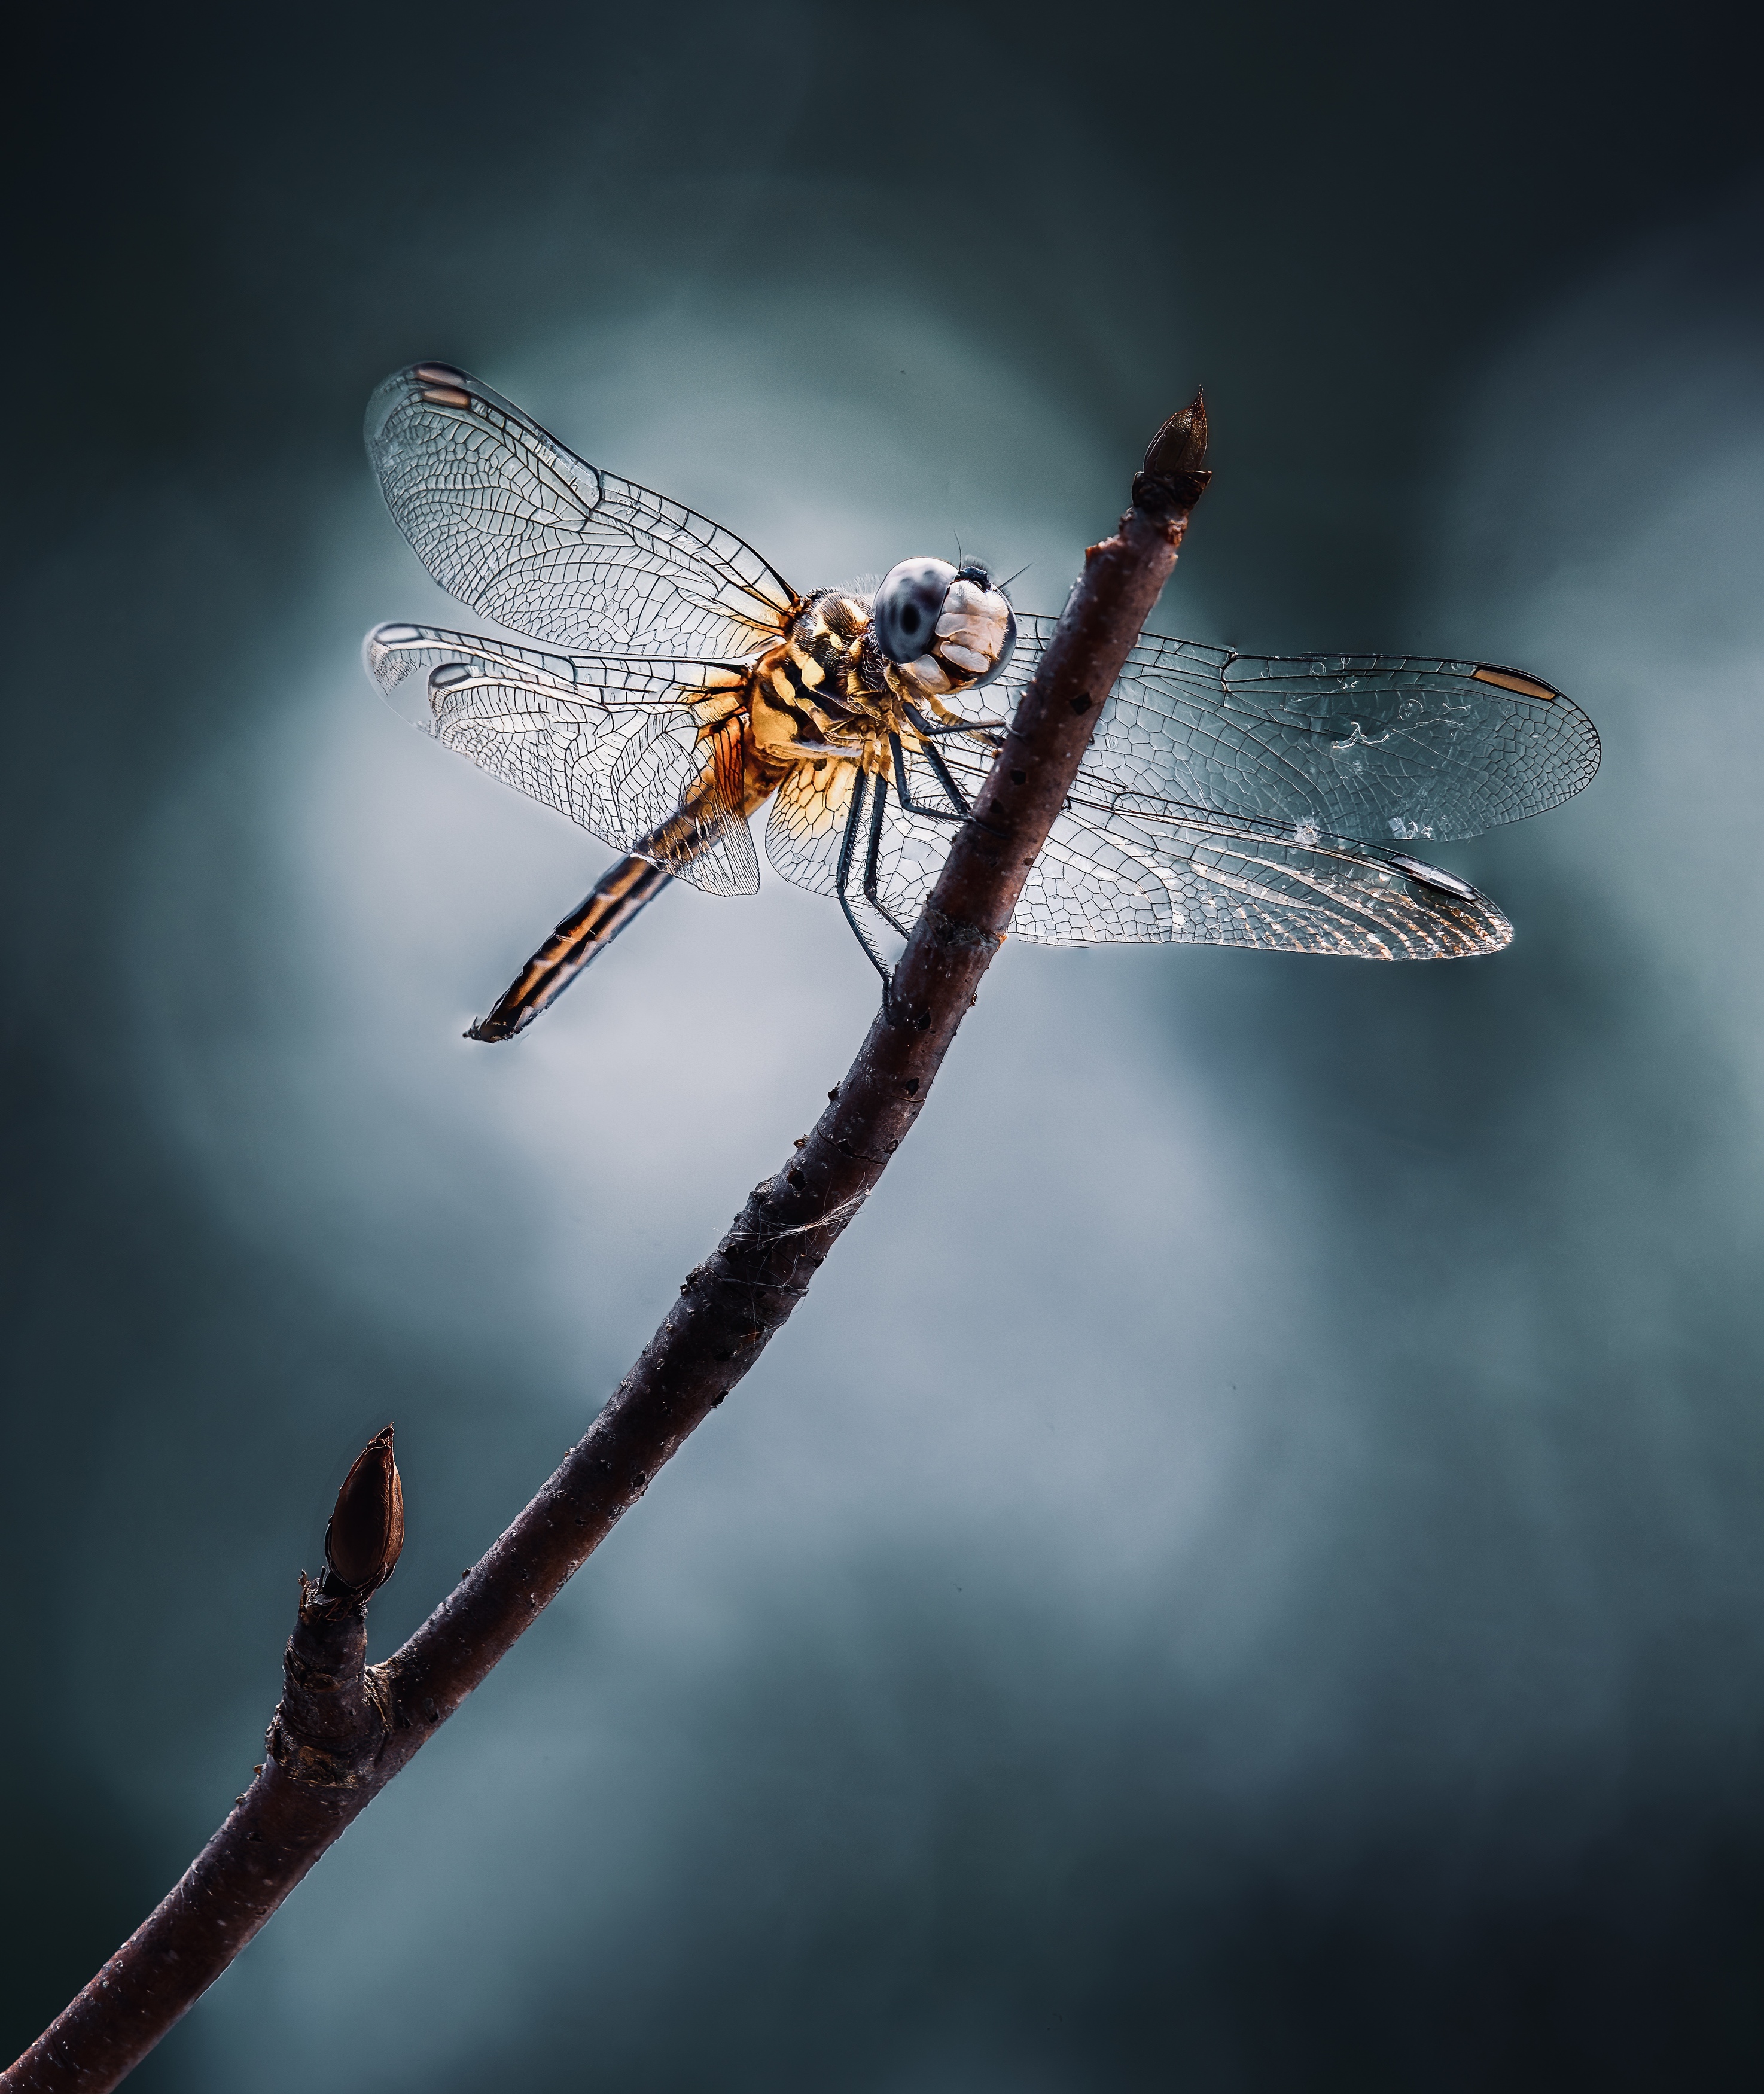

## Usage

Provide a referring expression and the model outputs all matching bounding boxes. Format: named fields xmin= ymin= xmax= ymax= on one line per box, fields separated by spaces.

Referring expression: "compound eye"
xmin=872 ymin=557 xmax=958 ymax=664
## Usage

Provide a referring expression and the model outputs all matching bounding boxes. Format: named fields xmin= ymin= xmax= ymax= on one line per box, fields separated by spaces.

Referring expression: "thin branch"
xmin=3 ymin=400 xmax=1209 ymax=2094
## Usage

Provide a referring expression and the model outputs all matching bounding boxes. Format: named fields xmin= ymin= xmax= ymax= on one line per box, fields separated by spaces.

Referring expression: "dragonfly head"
xmin=870 ymin=556 xmax=1017 ymax=699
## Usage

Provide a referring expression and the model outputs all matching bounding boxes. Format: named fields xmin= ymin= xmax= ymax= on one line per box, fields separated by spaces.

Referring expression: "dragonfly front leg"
xmin=834 ymin=768 xmax=899 ymax=988
xmin=910 ymin=716 xmax=1007 ymax=738
xmin=889 ymin=731 xmax=966 ymax=824
xmin=898 ymin=706 xmax=1007 ymax=830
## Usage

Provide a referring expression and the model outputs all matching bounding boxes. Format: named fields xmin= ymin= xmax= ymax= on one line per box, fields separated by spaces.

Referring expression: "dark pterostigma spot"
xmin=1388 ymin=853 xmax=1478 ymax=900
xmin=1474 ymin=663 xmax=1559 ymax=701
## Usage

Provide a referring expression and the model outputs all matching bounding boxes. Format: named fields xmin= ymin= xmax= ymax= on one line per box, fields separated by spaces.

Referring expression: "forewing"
xmin=999 ymin=614 xmax=1597 ymax=844
xmin=364 ymin=622 xmax=760 ymax=896
xmin=365 ymin=364 xmax=802 ymax=655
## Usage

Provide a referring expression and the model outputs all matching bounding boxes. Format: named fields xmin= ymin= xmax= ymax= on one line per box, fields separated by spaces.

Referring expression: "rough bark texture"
xmin=3 ymin=417 xmax=1205 ymax=2093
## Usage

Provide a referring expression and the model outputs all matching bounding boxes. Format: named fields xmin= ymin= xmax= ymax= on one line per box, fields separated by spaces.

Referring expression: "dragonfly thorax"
xmin=747 ymin=573 xmax=1013 ymax=777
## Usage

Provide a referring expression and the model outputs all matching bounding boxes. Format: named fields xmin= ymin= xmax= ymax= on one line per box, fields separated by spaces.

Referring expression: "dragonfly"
xmin=362 ymin=363 xmax=1599 ymax=1041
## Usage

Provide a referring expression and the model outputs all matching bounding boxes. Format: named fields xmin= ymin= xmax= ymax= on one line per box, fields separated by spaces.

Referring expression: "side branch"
xmin=4 ymin=400 xmax=1208 ymax=2094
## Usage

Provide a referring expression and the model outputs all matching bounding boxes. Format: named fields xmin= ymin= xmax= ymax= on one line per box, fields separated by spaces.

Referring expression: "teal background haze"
xmin=7 ymin=2 xmax=1764 ymax=2086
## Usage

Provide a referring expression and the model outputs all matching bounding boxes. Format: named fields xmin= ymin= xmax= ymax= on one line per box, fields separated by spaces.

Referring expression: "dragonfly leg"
xmin=916 ymin=717 xmax=1006 ymax=738
xmin=834 ymin=769 xmax=898 ymax=989
xmin=900 ymin=705 xmax=1008 ymax=835
xmin=863 ymin=774 xmax=915 ymax=941
xmin=889 ymin=731 xmax=964 ymax=824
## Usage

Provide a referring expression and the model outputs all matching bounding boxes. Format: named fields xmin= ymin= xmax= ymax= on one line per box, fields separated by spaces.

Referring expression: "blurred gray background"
xmin=6 ymin=1 xmax=1764 ymax=2085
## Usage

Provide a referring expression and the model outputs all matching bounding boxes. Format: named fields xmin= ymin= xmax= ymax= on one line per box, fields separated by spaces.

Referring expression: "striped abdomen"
xmin=467 ymin=855 xmax=672 ymax=1042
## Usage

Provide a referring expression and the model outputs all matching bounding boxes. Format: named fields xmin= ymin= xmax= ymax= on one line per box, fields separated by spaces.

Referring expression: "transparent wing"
xmin=762 ymin=750 xmax=962 ymax=926
xmin=764 ymin=757 xmax=860 ymax=896
xmin=992 ymin=614 xmax=1598 ymax=844
xmin=764 ymin=655 xmax=1524 ymax=956
xmin=365 ymin=364 xmax=802 ymax=656
xmin=882 ymin=732 xmax=1512 ymax=957
xmin=364 ymin=622 xmax=760 ymax=897
xmin=1019 ymin=800 xmax=1510 ymax=955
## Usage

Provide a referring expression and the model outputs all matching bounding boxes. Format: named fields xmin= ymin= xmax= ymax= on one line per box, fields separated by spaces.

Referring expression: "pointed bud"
xmin=1132 ymin=392 xmax=1212 ymax=518
xmin=322 ymin=1425 xmax=404 ymax=1597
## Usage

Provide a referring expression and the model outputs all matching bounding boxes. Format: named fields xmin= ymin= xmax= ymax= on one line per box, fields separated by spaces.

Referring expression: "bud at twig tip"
xmin=1133 ymin=391 xmax=1212 ymax=518
xmin=322 ymin=1423 xmax=405 ymax=1598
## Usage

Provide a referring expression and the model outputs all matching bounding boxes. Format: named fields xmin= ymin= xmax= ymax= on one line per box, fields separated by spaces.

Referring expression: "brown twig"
xmin=2 ymin=398 xmax=1208 ymax=2093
